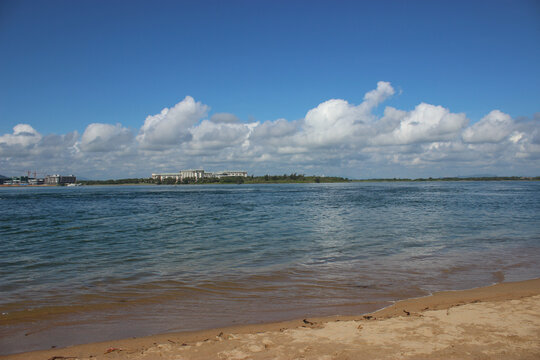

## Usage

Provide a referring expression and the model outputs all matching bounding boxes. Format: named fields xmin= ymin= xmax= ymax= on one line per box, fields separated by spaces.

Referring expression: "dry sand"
xmin=2 ymin=278 xmax=540 ymax=360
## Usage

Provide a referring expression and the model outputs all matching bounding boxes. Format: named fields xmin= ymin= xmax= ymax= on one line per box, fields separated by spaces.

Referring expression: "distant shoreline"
xmin=2 ymin=176 xmax=539 ymax=187
xmin=0 ymin=184 xmax=57 ymax=187
xmin=352 ymin=176 xmax=540 ymax=182
xmin=80 ymin=175 xmax=540 ymax=185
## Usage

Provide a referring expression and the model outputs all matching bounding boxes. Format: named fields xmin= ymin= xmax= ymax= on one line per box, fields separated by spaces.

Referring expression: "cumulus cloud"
xmin=136 ymin=96 xmax=209 ymax=149
xmin=0 ymin=124 xmax=79 ymax=176
xmin=251 ymin=118 xmax=298 ymax=140
xmin=359 ymin=80 xmax=395 ymax=112
xmin=79 ymin=123 xmax=133 ymax=152
xmin=188 ymin=120 xmax=254 ymax=151
xmin=1 ymin=82 xmax=539 ymax=179
xmin=462 ymin=110 xmax=513 ymax=143
xmin=0 ymin=124 xmax=42 ymax=148
xmin=373 ymin=103 xmax=468 ymax=145
xmin=40 ymin=132 xmax=78 ymax=154
xmin=297 ymin=81 xmax=395 ymax=148
xmin=300 ymin=99 xmax=366 ymax=147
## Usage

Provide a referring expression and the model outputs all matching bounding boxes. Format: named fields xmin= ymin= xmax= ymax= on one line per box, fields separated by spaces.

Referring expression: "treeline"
xmin=354 ymin=176 xmax=540 ymax=182
xmin=156 ymin=174 xmax=350 ymax=185
xmin=78 ymin=175 xmax=350 ymax=185
xmin=79 ymin=175 xmax=539 ymax=185
xmin=245 ymin=174 xmax=349 ymax=183
xmin=158 ymin=177 xmax=246 ymax=185
xmin=79 ymin=178 xmax=154 ymax=185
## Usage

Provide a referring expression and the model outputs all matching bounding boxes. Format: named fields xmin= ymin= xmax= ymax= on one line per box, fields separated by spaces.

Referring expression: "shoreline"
xmin=3 ymin=278 xmax=539 ymax=359
xmin=2 ymin=178 xmax=539 ymax=188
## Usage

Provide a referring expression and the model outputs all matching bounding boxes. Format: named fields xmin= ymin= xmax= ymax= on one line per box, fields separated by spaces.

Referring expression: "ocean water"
xmin=1 ymin=181 xmax=539 ymax=354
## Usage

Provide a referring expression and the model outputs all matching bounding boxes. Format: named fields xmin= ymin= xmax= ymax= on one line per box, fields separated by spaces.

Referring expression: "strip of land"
xmin=3 ymin=278 xmax=540 ymax=359
xmin=77 ymin=175 xmax=540 ymax=186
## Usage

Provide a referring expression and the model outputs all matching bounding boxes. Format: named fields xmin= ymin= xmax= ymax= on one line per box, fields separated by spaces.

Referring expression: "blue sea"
xmin=1 ymin=182 xmax=539 ymax=354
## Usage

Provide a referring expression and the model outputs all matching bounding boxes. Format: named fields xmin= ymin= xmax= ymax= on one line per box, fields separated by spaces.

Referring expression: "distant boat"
xmin=67 ymin=183 xmax=82 ymax=187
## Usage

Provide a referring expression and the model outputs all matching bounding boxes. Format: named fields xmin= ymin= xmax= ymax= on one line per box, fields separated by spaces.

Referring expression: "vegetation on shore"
xmin=77 ymin=175 xmax=540 ymax=186
xmin=352 ymin=176 xmax=540 ymax=182
xmin=78 ymin=174 xmax=349 ymax=185
xmin=79 ymin=178 xmax=155 ymax=185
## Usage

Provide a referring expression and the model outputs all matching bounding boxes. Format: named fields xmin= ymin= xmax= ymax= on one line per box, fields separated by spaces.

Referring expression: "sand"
xmin=2 ymin=278 xmax=539 ymax=360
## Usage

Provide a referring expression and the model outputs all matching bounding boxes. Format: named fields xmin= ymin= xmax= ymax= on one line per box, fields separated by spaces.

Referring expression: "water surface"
xmin=1 ymin=182 xmax=539 ymax=354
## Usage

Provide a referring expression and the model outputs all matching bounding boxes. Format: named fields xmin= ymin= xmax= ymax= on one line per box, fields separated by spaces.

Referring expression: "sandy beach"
xmin=2 ymin=278 xmax=539 ymax=360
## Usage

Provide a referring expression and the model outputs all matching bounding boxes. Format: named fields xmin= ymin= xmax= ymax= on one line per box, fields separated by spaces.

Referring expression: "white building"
xmin=45 ymin=174 xmax=76 ymax=185
xmin=151 ymin=172 xmax=182 ymax=182
xmin=180 ymin=169 xmax=205 ymax=180
xmin=152 ymin=169 xmax=247 ymax=182
xmin=212 ymin=170 xmax=248 ymax=178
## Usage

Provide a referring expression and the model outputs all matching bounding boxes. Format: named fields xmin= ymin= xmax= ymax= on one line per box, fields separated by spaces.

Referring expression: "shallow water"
xmin=1 ymin=182 xmax=539 ymax=354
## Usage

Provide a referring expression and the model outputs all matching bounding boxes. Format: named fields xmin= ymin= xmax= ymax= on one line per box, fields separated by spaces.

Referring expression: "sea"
xmin=1 ymin=181 xmax=539 ymax=354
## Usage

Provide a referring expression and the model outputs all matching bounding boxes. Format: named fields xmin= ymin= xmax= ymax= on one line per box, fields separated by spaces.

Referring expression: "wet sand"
xmin=2 ymin=278 xmax=539 ymax=359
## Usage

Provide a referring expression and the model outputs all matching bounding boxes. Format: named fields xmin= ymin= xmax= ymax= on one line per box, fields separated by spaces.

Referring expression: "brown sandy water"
xmin=2 ymin=244 xmax=539 ymax=355
xmin=3 ymin=278 xmax=540 ymax=360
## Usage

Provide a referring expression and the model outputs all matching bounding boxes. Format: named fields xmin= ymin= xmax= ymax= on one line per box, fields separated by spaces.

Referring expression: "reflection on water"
xmin=0 ymin=181 xmax=539 ymax=354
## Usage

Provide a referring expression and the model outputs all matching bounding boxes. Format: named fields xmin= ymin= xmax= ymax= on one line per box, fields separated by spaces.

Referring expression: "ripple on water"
xmin=0 ymin=182 xmax=539 ymax=354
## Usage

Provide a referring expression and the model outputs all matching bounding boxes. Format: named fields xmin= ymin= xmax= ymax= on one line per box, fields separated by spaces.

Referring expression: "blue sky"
xmin=0 ymin=0 xmax=539 ymax=178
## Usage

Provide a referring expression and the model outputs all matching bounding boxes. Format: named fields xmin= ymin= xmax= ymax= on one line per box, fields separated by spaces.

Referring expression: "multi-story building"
xmin=152 ymin=169 xmax=247 ymax=182
xmin=151 ymin=170 xmax=204 ymax=182
xmin=180 ymin=169 xmax=205 ymax=181
xmin=28 ymin=178 xmax=45 ymax=185
xmin=45 ymin=174 xmax=77 ymax=185
xmin=212 ymin=171 xmax=248 ymax=178
xmin=150 ymin=172 xmax=182 ymax=182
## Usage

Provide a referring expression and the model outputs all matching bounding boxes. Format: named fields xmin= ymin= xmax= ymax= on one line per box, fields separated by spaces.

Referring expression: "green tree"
xmin=163 ymin=177 xmax=177 ymax=185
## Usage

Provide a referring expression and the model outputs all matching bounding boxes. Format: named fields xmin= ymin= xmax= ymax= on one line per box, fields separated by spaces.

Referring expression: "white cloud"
xmin=253 ymin=118 xmax=296 ymax=138
xmin=462 ymin=110 xmax=513 ymax=143
xmin=0 ymin=124 xmax=42 ymax=148
xmin=301 ymin=99 xmax=364 ymax=146
xmin=136 ymin=96 xmax=209 ymax=149
xmin=188 ymin=120 xmax=254 ymax=151
xmin=372 ymin=103 xmax=468 ymax=145
xmin=295 ymin=81 xmax=395 ymax=149
xmin=0 ymin=125 xmax=79 ymax=176
xmin=359 ymin=80 xmax=395 ymax=112
xmin=79 ymin=123 xmax=133 ymax=152
xmin=1 ymin=82 xmax=539 ymax=179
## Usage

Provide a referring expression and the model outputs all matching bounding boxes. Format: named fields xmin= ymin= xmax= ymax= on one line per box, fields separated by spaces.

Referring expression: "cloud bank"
xmin=1 ymin=82 xmax=539 ymax=179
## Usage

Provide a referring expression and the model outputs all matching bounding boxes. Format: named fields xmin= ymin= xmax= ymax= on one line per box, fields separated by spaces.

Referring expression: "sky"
xmin=0 ymin=0 xmax=539 ymax=179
